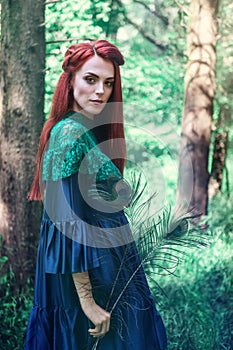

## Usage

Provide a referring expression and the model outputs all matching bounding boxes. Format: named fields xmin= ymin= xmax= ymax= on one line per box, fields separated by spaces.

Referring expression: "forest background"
xmin=0 ymin=0 xmax=233 ymax=349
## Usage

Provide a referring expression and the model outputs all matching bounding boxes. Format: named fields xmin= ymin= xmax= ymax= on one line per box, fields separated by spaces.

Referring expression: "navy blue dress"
xmin=24 ymin=112 xmax=167 ymax=350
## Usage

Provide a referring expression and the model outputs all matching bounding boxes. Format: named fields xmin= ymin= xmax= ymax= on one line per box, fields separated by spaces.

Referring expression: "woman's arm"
xmin=72 ymin=271 xmax=111 ymax=338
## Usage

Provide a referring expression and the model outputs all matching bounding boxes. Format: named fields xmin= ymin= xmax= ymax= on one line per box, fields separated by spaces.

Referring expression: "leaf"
xmin=0 ymin=256 xmax=8 ymax=263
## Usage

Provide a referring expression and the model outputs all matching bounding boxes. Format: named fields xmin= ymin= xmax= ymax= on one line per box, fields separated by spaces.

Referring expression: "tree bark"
xmin=0 ymin=0 xmax=45 ymax=285
xmin=208 ymin=105 xmax=230 ymax=197
xmin=177 ymin=0 xmax=219 ymax=217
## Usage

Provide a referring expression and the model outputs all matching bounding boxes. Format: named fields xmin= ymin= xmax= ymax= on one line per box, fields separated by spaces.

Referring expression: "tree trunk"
xmin=208 ymin=105 xmax=230 ymax=197
xmin=106 ymin=0 xmax=117 ymax=39
xmin=0 ymin=0 xmax=45 ymax=285
xmin=208 ymin=130 xmax=228 ymax=196
xmin=176 ymin=0 xmax=219 ymax=217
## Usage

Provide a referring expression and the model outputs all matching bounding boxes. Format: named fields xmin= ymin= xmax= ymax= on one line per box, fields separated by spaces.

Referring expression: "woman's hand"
xmin=72 ymin=271 xmax=111 ymax=338
xmin=80 ymin=298 xmax=111 ymax=337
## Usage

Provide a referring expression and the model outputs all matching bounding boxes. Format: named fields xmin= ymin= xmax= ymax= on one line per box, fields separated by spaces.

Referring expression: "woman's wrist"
xmin=72 ymin=271 xmax=94 ymax=306
xmin=79 ymin=295 xmax=95 ymax=309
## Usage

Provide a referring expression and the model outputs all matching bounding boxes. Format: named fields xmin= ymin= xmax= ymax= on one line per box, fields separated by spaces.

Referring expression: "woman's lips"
xmin=90 ymin=99 xmax=103 ymax=104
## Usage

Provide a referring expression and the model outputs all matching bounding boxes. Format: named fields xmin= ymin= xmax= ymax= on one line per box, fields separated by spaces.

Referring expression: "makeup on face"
xmin=72 ymin=55 xmax=115 ymax=119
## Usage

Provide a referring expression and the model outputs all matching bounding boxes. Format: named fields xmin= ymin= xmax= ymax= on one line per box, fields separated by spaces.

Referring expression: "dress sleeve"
xmin=42 ymin=118 xmax=96 ymax=182
xmin=41 ymin=119 xmax=102 ymax=274
xmin=43 ymin=173 xmax=102 ymax=274
xmin=42 ymin=116 xmax=122 ymax=182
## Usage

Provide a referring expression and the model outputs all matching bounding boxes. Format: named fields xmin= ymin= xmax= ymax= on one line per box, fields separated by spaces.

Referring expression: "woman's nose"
xmin=95 ymin=82 xmax=104 ymax=94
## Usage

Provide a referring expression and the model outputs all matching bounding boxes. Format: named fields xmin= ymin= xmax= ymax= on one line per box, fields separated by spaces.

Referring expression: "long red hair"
xmin=29 ymin=40 xmax=126 ymax=200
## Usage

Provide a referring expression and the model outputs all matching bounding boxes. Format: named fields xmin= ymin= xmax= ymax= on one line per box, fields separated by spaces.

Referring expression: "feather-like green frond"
xmin=123 ymin=171 xmax=210 ymax=277
xmin=90 ymin=170 xmax=211 ymax=350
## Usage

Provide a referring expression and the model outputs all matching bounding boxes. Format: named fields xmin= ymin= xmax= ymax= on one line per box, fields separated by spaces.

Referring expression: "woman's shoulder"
xmin=42 ymin=113 xmax=96 ymax=181
xmin=50 ymin=114 xmax=88 ymax=145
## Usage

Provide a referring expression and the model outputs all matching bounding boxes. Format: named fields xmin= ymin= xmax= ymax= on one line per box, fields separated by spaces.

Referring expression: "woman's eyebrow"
xmin=84 ymin=71 xmax=114 ymax=80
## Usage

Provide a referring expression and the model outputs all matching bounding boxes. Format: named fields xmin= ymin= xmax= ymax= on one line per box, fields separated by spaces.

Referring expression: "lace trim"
xmin=42 ymin=117 xmax=122 ymax=182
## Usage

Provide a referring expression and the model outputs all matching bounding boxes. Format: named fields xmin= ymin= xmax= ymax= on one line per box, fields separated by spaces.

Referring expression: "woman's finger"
xmin=101 ymin=320 xmax=108 ymax=335
xmin=87 ymin=306 xmax=111 ymax=337
xmin=89 ymin=323 xmax=103 ymax=336
xmin=104 ymin=317 xmax=110 ymax=334
xmin=89 ymin=319 xmax=109 ymax=337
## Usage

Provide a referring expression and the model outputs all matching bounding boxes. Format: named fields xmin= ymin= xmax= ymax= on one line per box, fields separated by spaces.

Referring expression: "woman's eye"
xmin=105 ymin=81 xmax=114 ymax=87
xmin=86 ymin=77 xmax=95 ymax=84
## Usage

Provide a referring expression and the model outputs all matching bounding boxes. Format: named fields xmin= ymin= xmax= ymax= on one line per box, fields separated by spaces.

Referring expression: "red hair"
xmin=29 ymin=40 xmax=126 ymax=200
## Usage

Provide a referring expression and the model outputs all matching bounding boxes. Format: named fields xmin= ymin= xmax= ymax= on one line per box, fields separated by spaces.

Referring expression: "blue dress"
xmin=24 ymin=111 xmax=167 ymax=350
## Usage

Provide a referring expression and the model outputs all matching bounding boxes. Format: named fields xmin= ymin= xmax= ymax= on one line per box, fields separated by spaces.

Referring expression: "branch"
xmin=125 ymin=16 xmax=167 ymax=51
xmin=133 ymin=0 xmax=169 ymax=25
xmin=44 ymin=0 xmax=61 ymax=4
xmin=115 ymin=0 xmax=167 ymax=51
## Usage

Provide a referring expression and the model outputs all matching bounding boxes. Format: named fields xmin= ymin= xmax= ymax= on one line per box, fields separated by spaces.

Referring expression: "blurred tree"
xmin=176 ymin=0 xmax=219 ymax=217
xmin=0 ymin=0 xmax=45 ymax=285
xmin=209 ymin=0 xmax=233 ymax=197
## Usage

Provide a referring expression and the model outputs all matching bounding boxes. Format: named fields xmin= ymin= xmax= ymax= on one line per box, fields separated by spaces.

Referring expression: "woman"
xmin=24 ymin=40 xmax=167 ymax=350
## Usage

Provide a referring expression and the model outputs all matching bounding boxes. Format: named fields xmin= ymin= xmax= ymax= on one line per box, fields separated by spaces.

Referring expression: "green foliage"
xmin=153 ymin=196 xmax=233 ymax=349
xmin=0 ymin=255 xmax=33 ymax=350
xmin=213 ymin=0 xmax=233 ymax=178
xmin=121 ymin=50 xmax=185 ymax=124
xmin=88 ymin=0 xmax=126 ymax=37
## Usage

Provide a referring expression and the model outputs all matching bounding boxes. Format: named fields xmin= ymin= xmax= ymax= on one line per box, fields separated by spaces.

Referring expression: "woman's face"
xmin=71 ymin=55 xmax=115 ymax=119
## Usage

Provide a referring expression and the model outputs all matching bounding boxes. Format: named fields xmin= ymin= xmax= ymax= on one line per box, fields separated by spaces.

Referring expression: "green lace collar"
xmin=42 ymin=111 xmax=122 ymax=182
xmin=64 ymin=110 xmax=94 ymax=129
